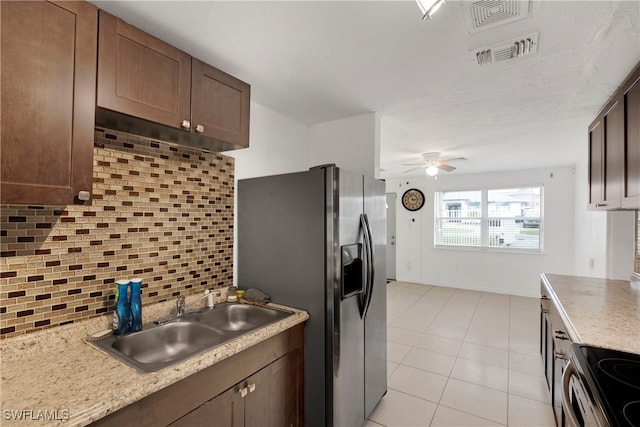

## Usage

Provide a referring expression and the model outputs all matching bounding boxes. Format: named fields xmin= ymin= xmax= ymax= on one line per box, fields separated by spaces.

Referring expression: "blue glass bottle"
xmin=113 ymin=280 xmax=131 ymax=335
xmin=129 ymin=278 xmax=143 ymax=332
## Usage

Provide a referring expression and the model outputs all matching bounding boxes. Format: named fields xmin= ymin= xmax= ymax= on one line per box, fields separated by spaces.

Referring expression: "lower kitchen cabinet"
xmin=91 ymin=324 xmax=304 ymax=427
xmin=540 ymin=294 xmax=553 ymax=393
xmin=170 ymin=378 xmax=244 ymax=426
xmin=170 ymin=353 xmax=298 ymax=427
xmin=540 ymin=280 xmax=573 ymax=427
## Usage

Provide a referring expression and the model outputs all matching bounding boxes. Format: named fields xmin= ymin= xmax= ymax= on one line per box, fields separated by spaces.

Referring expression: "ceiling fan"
xmin=403 ymin=152 xmax=467 ymax=176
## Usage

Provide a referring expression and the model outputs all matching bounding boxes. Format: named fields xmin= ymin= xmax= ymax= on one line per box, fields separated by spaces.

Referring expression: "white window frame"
xmin=434 ymin=186 xmax=544 ymax=253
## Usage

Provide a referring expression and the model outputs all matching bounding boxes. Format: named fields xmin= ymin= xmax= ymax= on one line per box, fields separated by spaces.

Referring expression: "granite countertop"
xmin=0 ymin=298 xmax=309 ymax=427
xmin=542 ymin=273 xmax=640 ymax=354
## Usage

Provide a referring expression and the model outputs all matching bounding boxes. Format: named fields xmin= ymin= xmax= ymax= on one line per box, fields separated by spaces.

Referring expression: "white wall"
xmin=226 ymin=101 xmax=309 ymax=179
xmin=387 ymin=166 xmax=576 ymax=297
xmin=308 ymin=113 xmax=380 ymax=178
xmin=225 ymin=102 xmax=309 ymax=285
xmin=572 ymin=144 xmax=609 ymax=277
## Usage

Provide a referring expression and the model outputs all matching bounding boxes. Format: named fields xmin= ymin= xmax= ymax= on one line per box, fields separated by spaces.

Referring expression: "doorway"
xmin=386 ymin=193 xmax=397 ymax=281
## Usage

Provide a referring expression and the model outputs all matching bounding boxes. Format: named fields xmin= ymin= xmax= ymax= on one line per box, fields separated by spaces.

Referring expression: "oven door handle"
xmin=562 ymin=360 xmax=581 ymax=427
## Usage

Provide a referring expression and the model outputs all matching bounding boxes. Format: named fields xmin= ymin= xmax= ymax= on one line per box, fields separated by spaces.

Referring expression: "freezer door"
xmin=237 ymin=169 xmax=328 ymax=426
xmin=364 ymin=175 xmax=388 ymax=416
xmin=331 ymin=168 xmax=366 ymax=427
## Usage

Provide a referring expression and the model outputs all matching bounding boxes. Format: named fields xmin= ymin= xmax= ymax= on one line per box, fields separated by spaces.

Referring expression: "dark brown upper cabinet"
xmin=588 ymin=62 xmax=640 ymax=210
xmin=589 ymin=99 xmax=624 ymax=210
xmin=191 ymin=59 xmax=251 ymax=148
xmin=588 ymin=119 xmax=605 ymax=209
xmin=623 ymin=70 xmax=640 ymax=208
xmin=97 ymin=11 xmax=191 ymax=131
xmin=1 ymin=1 xmax=97 ymax=206
xmin=96 ymin=11 xmax=250 ymax=152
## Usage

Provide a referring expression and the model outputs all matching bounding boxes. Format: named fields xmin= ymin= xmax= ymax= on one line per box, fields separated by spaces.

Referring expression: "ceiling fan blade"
xmin=440 ymin=157 xmax=467 ymax=163
xmin=403 ymin=166 xmax=425 ymax=173
xmin=438 ymin=163 xmax=456 ymax=172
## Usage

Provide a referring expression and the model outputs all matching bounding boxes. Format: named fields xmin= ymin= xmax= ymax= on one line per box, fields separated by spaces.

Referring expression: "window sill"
xmin=434 ymin=244 xmax=543 ymax=255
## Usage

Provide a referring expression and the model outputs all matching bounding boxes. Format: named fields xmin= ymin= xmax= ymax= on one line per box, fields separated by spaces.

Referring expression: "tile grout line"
xmin=385 ymin=284 xmax=554 ymax=426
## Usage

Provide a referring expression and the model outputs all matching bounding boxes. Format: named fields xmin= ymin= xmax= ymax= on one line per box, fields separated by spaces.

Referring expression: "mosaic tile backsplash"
xmin=0 ymin=128 xmax=235 ymax=338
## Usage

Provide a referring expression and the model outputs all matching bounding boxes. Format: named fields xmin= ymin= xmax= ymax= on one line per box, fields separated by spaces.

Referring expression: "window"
xmin=435 ymin=186 xmax=543 ymax=251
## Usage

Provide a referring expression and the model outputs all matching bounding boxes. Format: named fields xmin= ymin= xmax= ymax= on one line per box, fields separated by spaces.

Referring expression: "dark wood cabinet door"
xmin=540 ymin=310 xmax=553 ymax=393
xmin=623 ymin=74 xmax=640 ymax=208
xmin=587 ymin=105 xmax=624 ymax=210
xmin=588 ymin=119 xmax=604 ymax=209
xmin=97 ymin=10 xmax=191 ymax=130
xmin=169 ymin=384 xmax=245 ymax=427
xmin=191 ymin=59 xmax=251 ymax=148
xmin=245 ymin=353 xmax=301 ymax=427
xmin=0 ymin=0 xmax=96 ymax=205
xmin=602 ymin=99 xmax=624 ymax=208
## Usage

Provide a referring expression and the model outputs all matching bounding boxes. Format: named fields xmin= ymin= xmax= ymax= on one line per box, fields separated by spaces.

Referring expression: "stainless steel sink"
xmin=113 ymin=321 xmax=225 ymax=364
xmin=89 ymin=303 xmax=293 ymax=373
xmin=193 ymin=303 xmax=292 ymax=332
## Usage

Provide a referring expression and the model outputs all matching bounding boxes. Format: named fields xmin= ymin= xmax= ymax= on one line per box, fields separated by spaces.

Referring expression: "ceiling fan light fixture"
xmin=416 ymin=0 xmax=445 ymax=20
xmin=426 ymin=165 xmax=439 ymax=176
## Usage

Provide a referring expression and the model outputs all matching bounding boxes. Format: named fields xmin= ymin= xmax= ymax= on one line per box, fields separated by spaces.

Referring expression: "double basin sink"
xmin=90 ymin=303 xmax=293 ymax=373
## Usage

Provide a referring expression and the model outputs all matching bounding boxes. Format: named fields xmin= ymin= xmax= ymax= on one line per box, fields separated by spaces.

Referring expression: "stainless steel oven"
xmin=563 ymin=344 xmax=640 ymax=427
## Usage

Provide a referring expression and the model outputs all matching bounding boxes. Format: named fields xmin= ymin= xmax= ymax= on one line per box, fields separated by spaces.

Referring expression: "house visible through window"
xmin=435 ymin=187 xmax=543 ymax=251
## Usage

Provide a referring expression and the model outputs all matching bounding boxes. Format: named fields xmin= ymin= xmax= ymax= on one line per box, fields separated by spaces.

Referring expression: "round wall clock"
xmin=401 ymin=188 xmax=425 ymax=211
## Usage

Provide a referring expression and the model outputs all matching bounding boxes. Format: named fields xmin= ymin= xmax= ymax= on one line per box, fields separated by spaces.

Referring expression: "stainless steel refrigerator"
xmin=238 ymin=165 xmax=387 ymax=427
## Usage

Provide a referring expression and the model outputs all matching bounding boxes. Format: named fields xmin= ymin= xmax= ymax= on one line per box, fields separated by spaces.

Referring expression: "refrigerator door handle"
xmin=359 ymin=213 xmax=371 ymax=318
xmin=362 ymin=213 xmax=375 ymax=317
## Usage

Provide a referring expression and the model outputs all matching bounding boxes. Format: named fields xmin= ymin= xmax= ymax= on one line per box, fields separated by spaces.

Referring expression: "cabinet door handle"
xmin=239 ymin=387 xmax=248 ymax=398
xmin=540 ymin=295 xmax=550 ymax=300
xmin=554 ymin=330 xmax=569 ymax=340
xmin=77 ymin=191 xmax=90 ymax=201
xmin=595 ymin=203 xmax=607 ymax=207
xmin=195 ymin=124 xmax=205 ymax=134
xmin=181 ymin=120 xmax=191 ymax=130
xmin=554 ymin=351 xmax=567 ymax=360
xmin=248 ymin=383 xmax=256 ymax=393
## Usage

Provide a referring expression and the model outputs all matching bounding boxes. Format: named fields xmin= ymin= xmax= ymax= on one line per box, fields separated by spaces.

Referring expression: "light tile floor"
xmin=367 ymin=281 xmax=555 ymax=427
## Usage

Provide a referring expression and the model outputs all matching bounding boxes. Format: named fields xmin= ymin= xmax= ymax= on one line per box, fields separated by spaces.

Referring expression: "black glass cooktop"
xmin=574 ymin=345 xmax=640 ymax=427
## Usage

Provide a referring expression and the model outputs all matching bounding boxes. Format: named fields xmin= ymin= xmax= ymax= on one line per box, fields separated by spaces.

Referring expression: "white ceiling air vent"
xmin=462 ymin=0 xmax=530 ymax=33
xmin=471 ymin=32 xmax=539 ymax=66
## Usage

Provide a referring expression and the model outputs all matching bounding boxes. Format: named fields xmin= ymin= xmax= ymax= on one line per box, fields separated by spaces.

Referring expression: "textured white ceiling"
xmin=91 ymin=1 xmax=640 ymax=178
